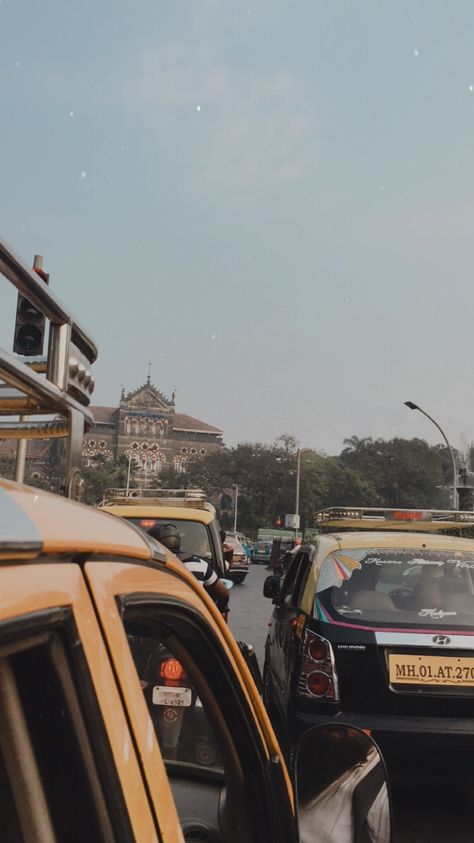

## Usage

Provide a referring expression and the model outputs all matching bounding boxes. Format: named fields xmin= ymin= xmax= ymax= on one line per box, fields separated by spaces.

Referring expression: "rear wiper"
xmin=336 ymin=606 xmax=363 ymax=616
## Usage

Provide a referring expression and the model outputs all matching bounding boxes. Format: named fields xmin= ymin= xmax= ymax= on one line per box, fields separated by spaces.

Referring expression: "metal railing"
xmin=0 ymin=237 xmax=97 ymax=498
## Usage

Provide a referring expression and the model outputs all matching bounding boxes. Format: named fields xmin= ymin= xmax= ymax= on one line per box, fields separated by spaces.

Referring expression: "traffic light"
xmin=13 ymin=258 xmax=49 ymax=356
xmin=275 ymin=515 xmax=283 ymax=527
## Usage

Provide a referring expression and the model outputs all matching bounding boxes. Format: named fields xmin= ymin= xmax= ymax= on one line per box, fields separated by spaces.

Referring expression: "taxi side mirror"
xmin=295 ymin=724 xmax=392 ymax=843
xmin=263 ymin=575 xmax=281 ymax=601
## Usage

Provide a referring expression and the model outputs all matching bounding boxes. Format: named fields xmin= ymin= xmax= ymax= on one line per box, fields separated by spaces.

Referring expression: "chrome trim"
xmin=376 ymin=631 xmax=474 ymax=650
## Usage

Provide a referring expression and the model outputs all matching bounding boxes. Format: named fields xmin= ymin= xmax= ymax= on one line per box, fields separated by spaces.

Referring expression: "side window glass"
xmin=123 ymin=611 xmax=266 ymax=843
xmin=0 ymin=627 xmax=127 ymax=843
xmin=291 ymin=554 xmax=312 ymax=607
xmin=128 ymin=632 xmax=222 ymax=770
xmin=280 ymin=554 xmax=303 ymax=606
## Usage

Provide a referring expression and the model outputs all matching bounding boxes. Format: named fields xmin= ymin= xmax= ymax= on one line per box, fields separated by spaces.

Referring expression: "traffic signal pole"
xmin=15 ymin=255 xmax=45 ymax=483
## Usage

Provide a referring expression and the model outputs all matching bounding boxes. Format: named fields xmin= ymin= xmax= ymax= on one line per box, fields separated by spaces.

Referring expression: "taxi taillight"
xmin=306 ymin=671 xmax=331 ymax=697
xmin=309 ymin=638 xmax=329 ymax=662
xmin=297 ymin=630 xmax=339 ymax=702
xmin=158 ymin=658 xmax=187 ymax=686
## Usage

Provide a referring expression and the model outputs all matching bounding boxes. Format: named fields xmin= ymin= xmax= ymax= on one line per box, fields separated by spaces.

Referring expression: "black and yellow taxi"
xmin=100 ymin=488 xmax=227 ymax=576
xmin=263 ymin=507 xmax=474 ymax=782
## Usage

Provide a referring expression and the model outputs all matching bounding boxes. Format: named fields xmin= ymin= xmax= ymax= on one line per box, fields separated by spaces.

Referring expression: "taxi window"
xmin=281 ymin=552 xmax=310 ymax=607
xmin=122 ymin=602 xmax=290 ymax=843
xmin=316 ymin=548 xmax=474 ymax=629
xmin=0 ymin=620 xmax=131 ymax=843
xmin=127 ymin=517 xmax=213 ymax=560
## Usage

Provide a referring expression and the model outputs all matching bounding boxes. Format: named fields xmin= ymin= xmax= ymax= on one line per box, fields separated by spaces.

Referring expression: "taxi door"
xmin=271 ymin=552 xmax=313 ymax=719
xmin=84 ymin=559 xmax=297 ymax=843
xmin=0 ymin=561 xmax=169 ymax=843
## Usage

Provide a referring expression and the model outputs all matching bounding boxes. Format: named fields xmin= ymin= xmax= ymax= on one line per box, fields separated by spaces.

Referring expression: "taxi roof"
xmin=312 ymin=530 xmax=474 ymax=557
xmin=102 ymin=504 xmax=215 ymax=526
xmin=0 ymin=478 xmax=155 ymax=559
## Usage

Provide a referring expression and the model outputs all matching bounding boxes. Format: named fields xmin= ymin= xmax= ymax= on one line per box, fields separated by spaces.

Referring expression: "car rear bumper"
xmin=228 ymin=566 xmax=249 ymax=579
xmin=293 ymin=707 xmax=474 ymax=737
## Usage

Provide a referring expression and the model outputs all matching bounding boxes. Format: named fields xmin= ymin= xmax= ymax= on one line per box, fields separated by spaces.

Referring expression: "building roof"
xmin=91 ymin=405 xmax=117 ymax=425
xmin=172 ymin=413 xmax=223 ymax=435
xmin=86 ymin=405 xmax=222 ymax=436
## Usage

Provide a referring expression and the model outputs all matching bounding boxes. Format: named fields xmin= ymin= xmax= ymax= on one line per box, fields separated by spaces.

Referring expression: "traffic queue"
xmin=0 ymin=237 xmax=392 ymax=843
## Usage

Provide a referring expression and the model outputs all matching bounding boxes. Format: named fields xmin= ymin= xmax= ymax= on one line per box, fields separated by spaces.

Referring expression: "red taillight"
xmin=158 ymin=658 xmax=187 ymax=686
xmin=297 ymin=629 xmax=339 ymax=701
xmin=309 ymin=638 xmax=329 ymax=662
xmin=140 ymin=519 xmax=157 ymax=528
xmin=306 ymin=671 xmax=331 ymax=697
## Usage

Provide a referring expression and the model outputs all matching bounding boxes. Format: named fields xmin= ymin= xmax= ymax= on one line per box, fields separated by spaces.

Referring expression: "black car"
xmin=262 ymin=509 xmax=474 ymax=788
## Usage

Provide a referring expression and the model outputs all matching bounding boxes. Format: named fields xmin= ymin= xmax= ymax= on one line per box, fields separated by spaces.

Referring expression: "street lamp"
xmin=295 ymin=448 xmax=301 ymax=538
xmin=232 ymin=484 xmax=239 ymax=533
xmin=276 ymin=446 xmax=302 ymax=538
xmin=404 ymin=401 xmax=457 ymax=509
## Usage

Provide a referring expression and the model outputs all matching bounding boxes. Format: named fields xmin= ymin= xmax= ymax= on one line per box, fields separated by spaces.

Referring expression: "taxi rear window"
xmin=127 ymin=517 xmax=213 ymax=561
xmin=316 ymin=548 xmax=474 ymax=628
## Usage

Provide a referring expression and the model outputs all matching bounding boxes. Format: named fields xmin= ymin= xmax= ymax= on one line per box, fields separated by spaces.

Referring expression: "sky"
xmin=2 ymin=1 xmax=474 ymax=456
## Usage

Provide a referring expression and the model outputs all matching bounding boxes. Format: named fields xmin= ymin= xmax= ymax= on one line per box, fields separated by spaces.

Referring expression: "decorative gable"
xmin=122 ymin=382 xmax=174 ymax=415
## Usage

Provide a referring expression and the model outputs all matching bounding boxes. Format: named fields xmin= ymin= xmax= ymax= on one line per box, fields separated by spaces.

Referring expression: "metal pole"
xmin=126 ymin=450 xmax=132 ymax=491
xmin=14 ymin=255 xmax=45 ymax=484
xmin=14 ymin=415 xmax=28 ymax=483
xmin=233 ymin=484 xmax=239 ymax=533
xmin=404 ymin=402 xmax=457 ymax=509
xmin=295 ymin=448 xmax=301 ymax=539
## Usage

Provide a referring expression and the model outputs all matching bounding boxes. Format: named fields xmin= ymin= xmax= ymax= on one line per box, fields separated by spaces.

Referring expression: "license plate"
xmin=388 ymin=653 xmax=474 ymax=686
xmin=152 ymin=685 xmax=192 ymax=706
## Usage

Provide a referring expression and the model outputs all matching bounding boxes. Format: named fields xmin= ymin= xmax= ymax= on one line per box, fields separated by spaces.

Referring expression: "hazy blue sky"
xmin=2 ymin=1 xmax=474 ymax=455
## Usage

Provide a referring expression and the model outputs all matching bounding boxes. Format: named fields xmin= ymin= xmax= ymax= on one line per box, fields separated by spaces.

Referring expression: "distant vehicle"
xmin=252 ymin=539 xmax=273 ymax=564
xmin=100 ymin=488 xmax=227 ymax=576
xmin=223 ymin=535 xmax=249 ymax=584
xmin=226 ymin=530 xmax=253 ymax=561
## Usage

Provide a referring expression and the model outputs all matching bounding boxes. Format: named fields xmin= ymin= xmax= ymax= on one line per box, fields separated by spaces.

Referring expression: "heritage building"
xmin=82 ymin=378 xmax=223 ymax=475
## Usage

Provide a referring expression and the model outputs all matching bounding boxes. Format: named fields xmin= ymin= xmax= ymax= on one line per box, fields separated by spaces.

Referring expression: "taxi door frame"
xmin=0 ymin=562 xmax=162 ymax=843
xmin=84 ymin=558 xmax=297 ymax=843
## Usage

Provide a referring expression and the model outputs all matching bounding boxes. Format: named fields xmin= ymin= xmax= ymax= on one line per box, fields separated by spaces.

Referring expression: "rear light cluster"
xmin=296 ymin=630 xmax=339 ymax=701
xmin=156 ymin=658 xmax=187 ymax=687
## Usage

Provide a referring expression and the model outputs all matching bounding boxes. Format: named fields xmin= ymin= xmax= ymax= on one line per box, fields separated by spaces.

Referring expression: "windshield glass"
xmin=127 ymin=517 xmax=213 ymax=561
xmin=316 ymin=548 xmax=474 ymax=628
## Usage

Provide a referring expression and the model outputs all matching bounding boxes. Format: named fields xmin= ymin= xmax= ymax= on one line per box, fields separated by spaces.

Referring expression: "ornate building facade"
xmin=82 ymin=378 xmax=223 ymax=475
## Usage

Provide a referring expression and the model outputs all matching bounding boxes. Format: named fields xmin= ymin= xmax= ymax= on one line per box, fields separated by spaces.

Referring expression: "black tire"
xmin=231 ymin=575 xmax=246 ymax=585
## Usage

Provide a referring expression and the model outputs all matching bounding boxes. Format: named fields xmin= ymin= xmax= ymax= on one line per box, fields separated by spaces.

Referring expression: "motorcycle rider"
xmin=148 ymin=522 xmax=230 ymax=618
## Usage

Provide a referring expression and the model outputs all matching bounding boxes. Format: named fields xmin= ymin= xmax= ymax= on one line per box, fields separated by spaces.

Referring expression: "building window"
xmin=173 ymin=456 xmax=187 ymax=474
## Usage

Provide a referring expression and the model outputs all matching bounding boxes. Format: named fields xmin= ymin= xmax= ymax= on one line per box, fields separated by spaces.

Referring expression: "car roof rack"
xmin=100 ymin=487 xmax=216 ymax=513
xmin=315 ymin=507 xmax=474 ymax=533
xmin=0 ymin=237 xmax=97 ymax=498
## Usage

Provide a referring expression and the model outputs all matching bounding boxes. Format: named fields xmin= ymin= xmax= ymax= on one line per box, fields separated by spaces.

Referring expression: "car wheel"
xmin=232 ymin=575 xmax=246 ymax=584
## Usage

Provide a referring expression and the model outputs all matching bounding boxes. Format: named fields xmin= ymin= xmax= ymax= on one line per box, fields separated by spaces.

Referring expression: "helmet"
xmin=148 ymin=523 xmax=181 ymax=553
xmin=294 ymin=538 xmax=302 ymax=546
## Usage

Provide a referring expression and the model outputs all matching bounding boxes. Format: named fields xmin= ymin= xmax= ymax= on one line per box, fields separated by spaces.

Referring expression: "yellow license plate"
xmin=388 ymin=653 xmax=474 ymax=686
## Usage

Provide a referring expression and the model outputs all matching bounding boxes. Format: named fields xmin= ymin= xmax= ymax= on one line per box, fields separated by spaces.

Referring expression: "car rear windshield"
xmin=127 ymin=517 xmax=213 ymax=561
xmin=316 ymin=547 xmax=474 ymax=628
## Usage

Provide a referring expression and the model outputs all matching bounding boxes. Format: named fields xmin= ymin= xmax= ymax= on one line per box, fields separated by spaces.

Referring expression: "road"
xmin=228 ymin=561 xmax=272 ymax=670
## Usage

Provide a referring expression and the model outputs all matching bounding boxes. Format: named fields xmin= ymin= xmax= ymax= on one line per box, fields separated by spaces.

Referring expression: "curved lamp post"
xmin=404 ymin=401 xmax=457 ymax=509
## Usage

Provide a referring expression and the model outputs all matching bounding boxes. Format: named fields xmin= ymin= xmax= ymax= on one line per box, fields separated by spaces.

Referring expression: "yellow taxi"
xmin=0 ymin=477 xmax=298 ymax=842
xmin=100 ymin=488 xmax=227 ymax=576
